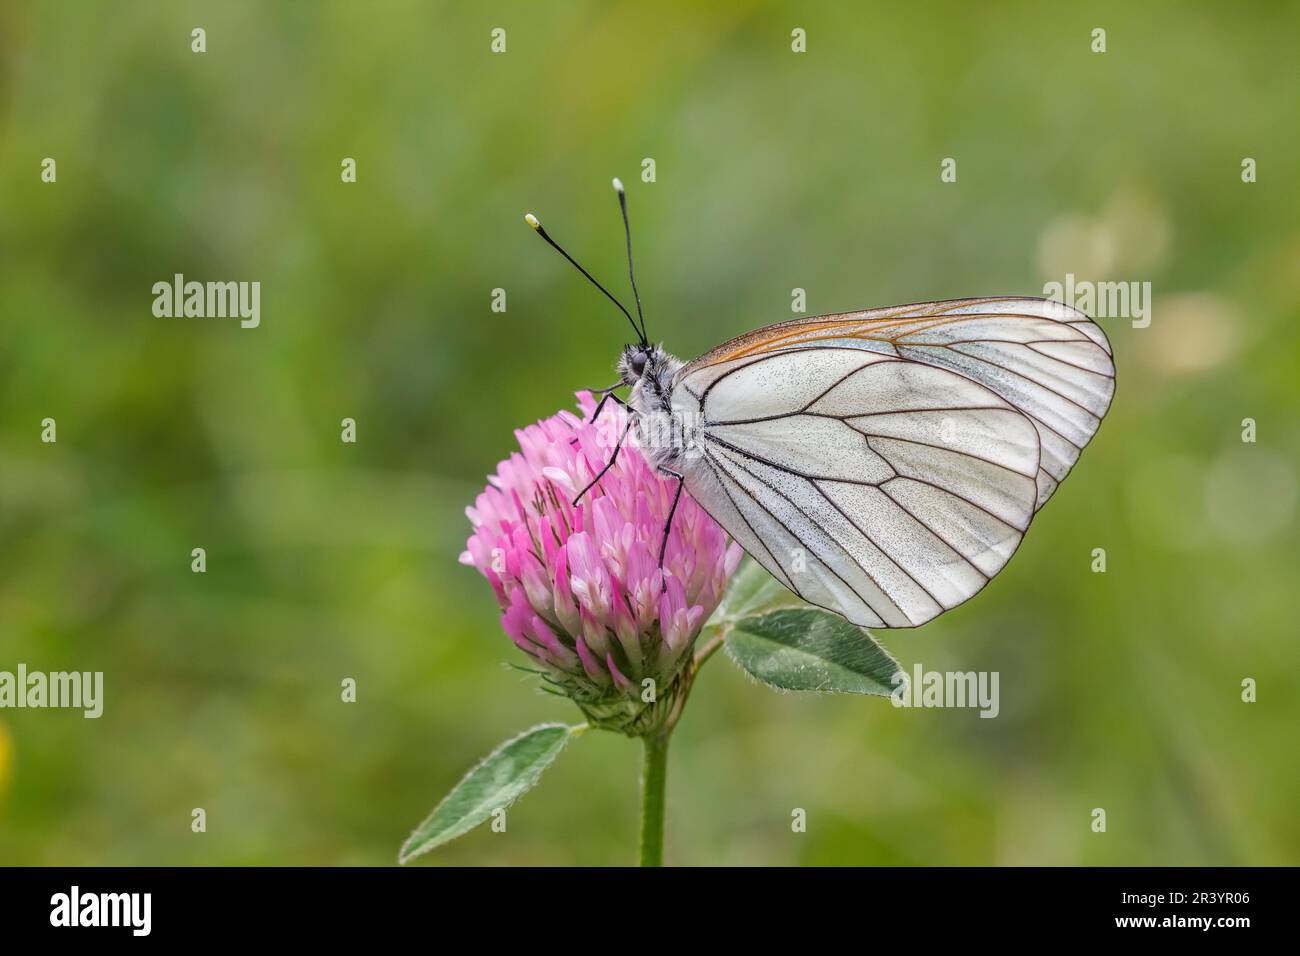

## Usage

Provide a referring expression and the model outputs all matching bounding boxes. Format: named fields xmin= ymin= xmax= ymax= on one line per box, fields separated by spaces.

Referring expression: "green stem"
xmin=692 ymin=627 xmax=729 ymax=669
xmin=638 ymin=732 xmax=670 ymax=866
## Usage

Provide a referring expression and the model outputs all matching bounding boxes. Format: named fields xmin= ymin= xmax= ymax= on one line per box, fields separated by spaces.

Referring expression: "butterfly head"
xmin=618 ymin=343 xmax=660 ymax=388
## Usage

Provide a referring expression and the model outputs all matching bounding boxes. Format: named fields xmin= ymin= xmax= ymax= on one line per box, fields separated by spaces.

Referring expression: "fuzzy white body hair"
xmin=621 ymin=345 xmax=694 ymax=471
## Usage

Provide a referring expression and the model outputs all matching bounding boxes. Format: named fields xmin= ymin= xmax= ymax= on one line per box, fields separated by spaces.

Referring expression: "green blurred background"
xmin=1 ymin=1 xmax=1297 ymax=865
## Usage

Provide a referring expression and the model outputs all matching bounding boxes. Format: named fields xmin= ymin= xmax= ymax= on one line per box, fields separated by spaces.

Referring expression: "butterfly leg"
xmin=570 ymin=388 xmax=627 ymax=446
xmin=587 ymin=388 xmax=627 ymax=422
xmin=572 ymin=418 xmax=633 ymax=506
xmin=656 ymin=467 xmax=685 ymax=588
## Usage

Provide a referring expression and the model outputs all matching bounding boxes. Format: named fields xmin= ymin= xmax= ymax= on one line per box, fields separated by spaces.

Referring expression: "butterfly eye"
xmin=629 ymin=351 xmax=648 ymax=376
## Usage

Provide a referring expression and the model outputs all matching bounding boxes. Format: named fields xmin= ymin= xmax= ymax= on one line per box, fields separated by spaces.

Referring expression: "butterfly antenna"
xmin=613 ymin=178 xmax=648 ymax=343
xmin=524 ymin=213 xmax=647 ymax=346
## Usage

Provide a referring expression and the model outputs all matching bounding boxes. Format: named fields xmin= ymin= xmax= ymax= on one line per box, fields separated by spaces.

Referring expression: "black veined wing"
xmin=667 ymin=296 xmax=1114 ymax=628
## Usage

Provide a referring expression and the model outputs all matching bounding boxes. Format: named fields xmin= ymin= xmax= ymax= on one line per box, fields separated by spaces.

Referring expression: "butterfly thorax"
xmin=622 ymin=345 xmax=693 ymax=469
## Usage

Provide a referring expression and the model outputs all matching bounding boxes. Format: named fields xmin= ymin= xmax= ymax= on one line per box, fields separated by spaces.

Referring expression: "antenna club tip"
xmin=524 ymin=213 xmax=540 ymax=230
xmin=612 ymin=177 xmax=624 ymax=194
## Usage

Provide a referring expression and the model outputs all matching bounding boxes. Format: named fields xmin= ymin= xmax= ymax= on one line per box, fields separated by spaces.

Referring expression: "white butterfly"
xmin=528 ymin=185 xmax=1115 ymax=629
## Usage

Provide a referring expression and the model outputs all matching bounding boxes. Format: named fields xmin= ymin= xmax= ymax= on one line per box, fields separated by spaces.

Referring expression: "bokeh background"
xmin=1 ymin=1 xmax=1297 ymax=866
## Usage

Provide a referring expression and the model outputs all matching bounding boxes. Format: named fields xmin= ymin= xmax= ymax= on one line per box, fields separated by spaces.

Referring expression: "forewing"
xmin=675 ymin=348 xmax=1040 ymax=628
xmin=680 ymin=296 xmax=1115 ymax=508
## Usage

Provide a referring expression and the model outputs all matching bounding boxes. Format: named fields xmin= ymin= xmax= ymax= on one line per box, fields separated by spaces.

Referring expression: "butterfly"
xmin=526 ymin=181 xmax=1114 ymax=629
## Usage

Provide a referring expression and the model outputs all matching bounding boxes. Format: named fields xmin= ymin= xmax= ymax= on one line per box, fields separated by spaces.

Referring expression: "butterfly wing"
xmin=669 ymin=296 xmax=1114 ymax=628
xmin=681 ymin=296 xmax=1115 ymax=508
